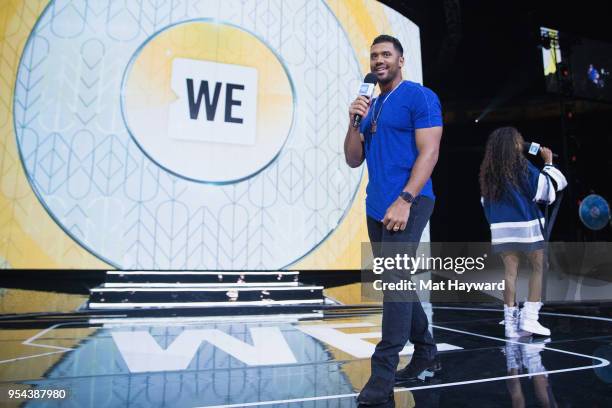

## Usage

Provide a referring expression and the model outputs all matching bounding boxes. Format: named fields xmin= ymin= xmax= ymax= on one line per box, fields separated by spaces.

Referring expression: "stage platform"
xmin=0 ymin=303 xmax=610 ymax=407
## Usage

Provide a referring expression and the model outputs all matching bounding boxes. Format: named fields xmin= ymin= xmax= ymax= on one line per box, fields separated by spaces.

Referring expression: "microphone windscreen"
xmin=364 ymin=73 xmax=378 ymax=85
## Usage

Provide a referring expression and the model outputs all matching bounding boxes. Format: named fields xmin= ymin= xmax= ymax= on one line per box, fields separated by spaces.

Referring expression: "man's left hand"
xmin=382 ymin=198 xmax=411 ymax=231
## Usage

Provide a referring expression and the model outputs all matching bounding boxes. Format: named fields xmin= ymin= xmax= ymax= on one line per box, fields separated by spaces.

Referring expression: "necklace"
xmin=371 ymin=80 xmax=403 ymax=134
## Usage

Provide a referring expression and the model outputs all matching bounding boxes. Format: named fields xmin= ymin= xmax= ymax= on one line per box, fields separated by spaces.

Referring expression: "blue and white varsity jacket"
xmin=481 ymin=162 xmax=568 ymax=252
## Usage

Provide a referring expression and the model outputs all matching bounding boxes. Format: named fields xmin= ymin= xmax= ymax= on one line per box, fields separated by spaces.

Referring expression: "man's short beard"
xmin=378 ymin=71 xmax=398 ymax=85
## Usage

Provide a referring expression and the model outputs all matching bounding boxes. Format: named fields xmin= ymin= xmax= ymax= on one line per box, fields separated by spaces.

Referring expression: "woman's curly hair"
xmin=479 ymin=126 xmax=529 ymax=201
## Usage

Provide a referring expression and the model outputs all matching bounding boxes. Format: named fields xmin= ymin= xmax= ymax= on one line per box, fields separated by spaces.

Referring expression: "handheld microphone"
xmin=523 ymin=142 xmax=559 ymax=159
xmin=352 ymin=73 xmax=378 ymax=128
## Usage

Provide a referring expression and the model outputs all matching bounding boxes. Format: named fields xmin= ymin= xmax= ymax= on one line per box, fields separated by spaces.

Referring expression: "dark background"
xmin=381 ymin=0 xmax=612 ymax=243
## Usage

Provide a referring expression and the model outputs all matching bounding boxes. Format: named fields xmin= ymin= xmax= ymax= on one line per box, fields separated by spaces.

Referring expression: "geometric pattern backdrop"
xmin=5 ymin=0 xmax=422 ymax=269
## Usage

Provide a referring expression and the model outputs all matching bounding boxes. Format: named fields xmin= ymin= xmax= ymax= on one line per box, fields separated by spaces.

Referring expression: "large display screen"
xmin=541 ymin=26 xmax=612 ymax=102
xmin=570 ymin=37 xmax=612 ymax=102
xmin=1 ymin=0 xmax=425 ymax=270
xmin=541 ymin=27 xmax=563 ymax=94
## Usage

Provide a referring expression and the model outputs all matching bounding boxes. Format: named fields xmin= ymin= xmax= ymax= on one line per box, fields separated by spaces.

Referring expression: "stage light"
xmin=556 ymin=62 xmax=573 ymax=96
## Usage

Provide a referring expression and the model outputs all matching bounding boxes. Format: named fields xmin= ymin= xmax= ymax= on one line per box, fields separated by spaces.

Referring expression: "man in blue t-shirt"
xmin=345 ymin=34 xmax=443 ymax=405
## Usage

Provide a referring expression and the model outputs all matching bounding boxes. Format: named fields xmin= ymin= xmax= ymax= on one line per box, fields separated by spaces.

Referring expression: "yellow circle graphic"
xmin=122 ymin=21 xmax=294 ymax=183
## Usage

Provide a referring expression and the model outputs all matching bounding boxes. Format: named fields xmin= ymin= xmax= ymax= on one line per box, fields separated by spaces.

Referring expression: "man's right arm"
xmin=344 ymin=96 xmax=370 ymax=168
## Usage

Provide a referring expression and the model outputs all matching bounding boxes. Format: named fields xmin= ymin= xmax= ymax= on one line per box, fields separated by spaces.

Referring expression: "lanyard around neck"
xmin=372 ymin=80 xmax=403 ymax=124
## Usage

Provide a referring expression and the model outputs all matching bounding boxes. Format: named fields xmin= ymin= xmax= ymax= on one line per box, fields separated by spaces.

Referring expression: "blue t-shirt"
xmin=359 ymin=80 xmax=443 ymax=221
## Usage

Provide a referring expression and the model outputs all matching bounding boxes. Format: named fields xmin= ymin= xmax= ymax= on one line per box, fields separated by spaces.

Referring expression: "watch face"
xmin=401 ymin=192 xmax=414 ymax=202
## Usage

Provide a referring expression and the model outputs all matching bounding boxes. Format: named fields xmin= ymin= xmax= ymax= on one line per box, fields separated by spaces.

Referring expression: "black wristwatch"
xmin=399 ymin=191 xmax=415 ymax=204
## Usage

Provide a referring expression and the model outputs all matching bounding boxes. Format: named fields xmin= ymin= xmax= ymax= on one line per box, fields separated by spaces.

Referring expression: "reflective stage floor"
xmin=0 ymin=305 xmax=611 ymax=407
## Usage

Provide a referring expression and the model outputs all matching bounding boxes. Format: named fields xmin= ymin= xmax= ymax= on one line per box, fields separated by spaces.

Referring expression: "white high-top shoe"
xmin=504 ymin=305 xmax=529 ymax=338
xmin=519 ymin=301 xmax=551 ymax=336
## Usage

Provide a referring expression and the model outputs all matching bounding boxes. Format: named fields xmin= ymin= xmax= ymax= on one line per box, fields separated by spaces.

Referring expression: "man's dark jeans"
xmin=366 ymin=195 xmax=437 ymax=381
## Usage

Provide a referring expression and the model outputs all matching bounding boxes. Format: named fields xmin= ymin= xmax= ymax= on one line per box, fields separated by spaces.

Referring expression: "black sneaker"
xmin=356 ymin=375 xmax=394 ymax=406
xmin=395 ymin=355 xmax=441 ymax=384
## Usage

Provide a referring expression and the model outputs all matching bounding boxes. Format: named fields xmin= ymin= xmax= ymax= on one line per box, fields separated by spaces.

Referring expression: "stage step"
xmin=87 ymin=271 xmax=326 ymax=311
xmin=105 ymin=270 xmax=299 ymax=287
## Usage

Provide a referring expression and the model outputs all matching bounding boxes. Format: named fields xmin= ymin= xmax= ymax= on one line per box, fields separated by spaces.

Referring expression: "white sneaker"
xmin=504 ymin=305 xmax=530 ymax=338
xmin=520 ymin=301 xmax=551 ymax=337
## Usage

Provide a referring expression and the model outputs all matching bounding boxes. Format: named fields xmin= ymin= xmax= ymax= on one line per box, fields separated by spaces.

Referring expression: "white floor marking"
xmin=0 ymin=350 xmax=69 ymax=365
xmin=2 ymin=306 xmax=610 ymax=408
xmin=433 ymin=305 xmax=612 ymax=322
xmin=200 ymin=316 xmax=611 ymax=408
xmin=0 ymin=323 xmax=76 ymax=365
xmin=297 ymin=322 xmax=461 ymax=358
